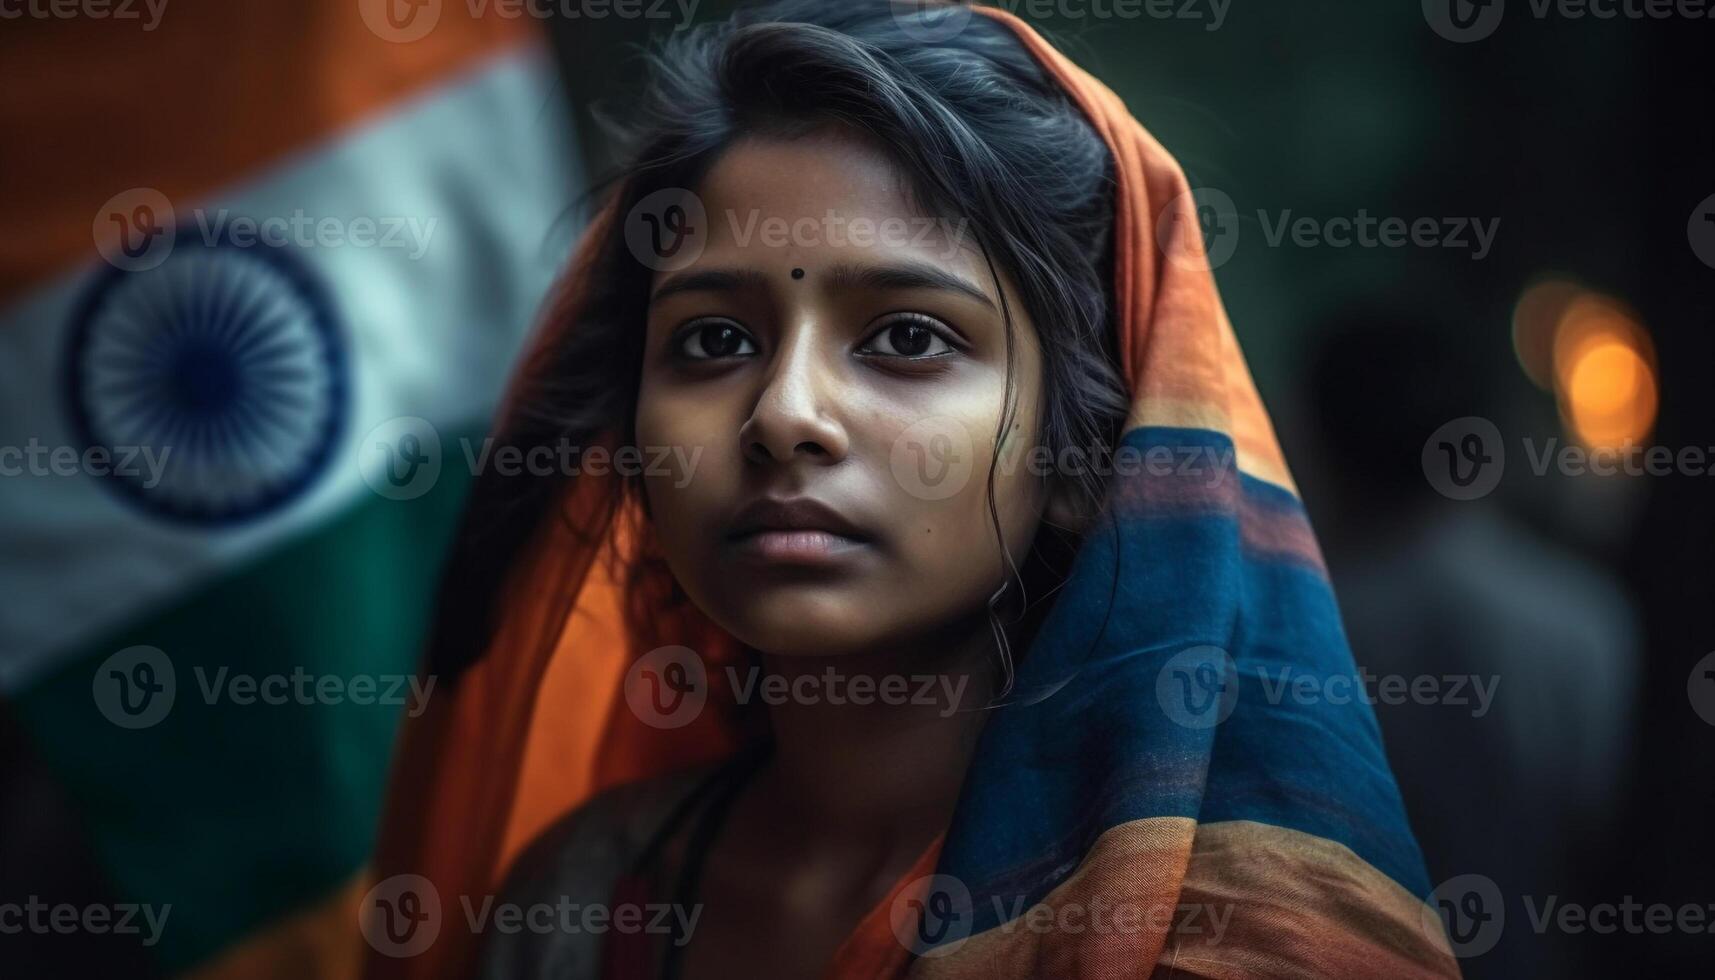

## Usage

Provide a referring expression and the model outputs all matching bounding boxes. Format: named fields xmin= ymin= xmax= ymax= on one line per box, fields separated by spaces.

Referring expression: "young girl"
xmin=368 ymin=3 xmax=1461 ymax=977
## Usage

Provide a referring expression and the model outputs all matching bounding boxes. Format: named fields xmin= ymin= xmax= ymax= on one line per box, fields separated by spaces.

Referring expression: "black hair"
xmin=427 ymin=0 xmax=1130 ymax=684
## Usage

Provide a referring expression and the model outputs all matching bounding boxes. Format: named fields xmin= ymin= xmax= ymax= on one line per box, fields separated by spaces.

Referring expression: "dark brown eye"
xmin=860 ymin=314 xmax=955 ymax=359
xmin=677 ymin=319 xmax=756 ymax=360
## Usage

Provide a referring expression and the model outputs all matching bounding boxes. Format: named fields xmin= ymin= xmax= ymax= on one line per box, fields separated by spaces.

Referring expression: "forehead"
xmin=687 ymin=130 xmax=981 ymax=276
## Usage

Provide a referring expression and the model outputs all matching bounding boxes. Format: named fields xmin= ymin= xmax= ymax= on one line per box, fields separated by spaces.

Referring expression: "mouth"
xmin=723 ymin=497 xmax=876 ymax=567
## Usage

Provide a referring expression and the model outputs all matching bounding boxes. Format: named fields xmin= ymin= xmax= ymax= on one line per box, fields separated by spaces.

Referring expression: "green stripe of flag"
xmin=11 ymin=427 xmax=481 ymax=971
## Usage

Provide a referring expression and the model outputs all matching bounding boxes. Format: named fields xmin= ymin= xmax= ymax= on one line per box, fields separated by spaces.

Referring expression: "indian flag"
xmin=0 ymin=2 xmax=578 ymax=976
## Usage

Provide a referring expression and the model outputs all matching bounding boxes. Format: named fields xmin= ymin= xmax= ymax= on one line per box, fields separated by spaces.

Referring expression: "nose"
xmin=739 ymin=325 xmax=849 ymax=466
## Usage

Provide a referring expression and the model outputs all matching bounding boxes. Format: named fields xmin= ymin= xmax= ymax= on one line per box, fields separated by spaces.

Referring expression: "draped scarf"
xmin=366 ymin=6 xmax=1461 ymax=978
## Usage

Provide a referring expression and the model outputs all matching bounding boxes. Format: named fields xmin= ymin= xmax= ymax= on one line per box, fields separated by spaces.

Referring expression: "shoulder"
xmin=503 ymin=766 xmax=716 ymax=896
xmin=474 ymin=766 xmax=716 ymax=980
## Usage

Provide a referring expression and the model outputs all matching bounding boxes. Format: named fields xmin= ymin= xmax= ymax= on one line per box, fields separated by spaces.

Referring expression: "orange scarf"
xmin=366 ymin=8 xmax=1460 ymax=979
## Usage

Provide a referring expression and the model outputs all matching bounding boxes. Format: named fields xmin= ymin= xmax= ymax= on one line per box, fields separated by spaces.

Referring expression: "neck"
xmin=746 ymin=616 xmax=1000 ymax=849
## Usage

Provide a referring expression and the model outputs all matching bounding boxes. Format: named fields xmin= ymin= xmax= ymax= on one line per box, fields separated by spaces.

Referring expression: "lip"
xmin=724 ymin=496 xmax=876 ymax=566
xmin=726 ymin=528 xmax=871 ymax=566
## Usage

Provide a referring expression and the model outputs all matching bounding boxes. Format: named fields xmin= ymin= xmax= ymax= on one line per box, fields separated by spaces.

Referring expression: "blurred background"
xmin=1 ymin=0 xmax=1710 ymax=977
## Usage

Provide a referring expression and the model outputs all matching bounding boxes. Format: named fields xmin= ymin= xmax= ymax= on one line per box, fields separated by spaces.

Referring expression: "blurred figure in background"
xmin=1303 ymin=300 xmax=1640 ymax=978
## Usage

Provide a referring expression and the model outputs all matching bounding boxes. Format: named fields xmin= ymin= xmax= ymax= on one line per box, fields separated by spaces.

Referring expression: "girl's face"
xmin=636 ymin=130 xmax=1051 ymax=659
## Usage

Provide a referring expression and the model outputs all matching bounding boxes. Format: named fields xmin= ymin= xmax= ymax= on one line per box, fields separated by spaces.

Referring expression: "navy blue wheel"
xmin=63 ymin=230 xmax=349 ymax=525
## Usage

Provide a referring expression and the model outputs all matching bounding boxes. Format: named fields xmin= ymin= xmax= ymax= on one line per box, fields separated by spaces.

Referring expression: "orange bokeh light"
xmin=1549 ymin=293 xmax=1658 ymax=450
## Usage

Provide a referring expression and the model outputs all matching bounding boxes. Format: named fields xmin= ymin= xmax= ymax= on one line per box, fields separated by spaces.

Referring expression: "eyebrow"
xmin=647 ymin=261 xmax=997 ymax=310
xmin=826 ymin=260 xmax=996 ymax=310
xmin=649 ymin=267 xmax=771 ymax=303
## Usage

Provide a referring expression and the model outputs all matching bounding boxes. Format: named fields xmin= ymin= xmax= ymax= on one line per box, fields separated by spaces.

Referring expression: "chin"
xmin=714 ymin=591 xmax=882 ymax=659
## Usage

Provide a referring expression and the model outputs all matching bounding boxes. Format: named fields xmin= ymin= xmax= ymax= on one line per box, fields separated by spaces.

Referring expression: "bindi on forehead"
xmin=791 ymin=267 xmax=805 ymax=280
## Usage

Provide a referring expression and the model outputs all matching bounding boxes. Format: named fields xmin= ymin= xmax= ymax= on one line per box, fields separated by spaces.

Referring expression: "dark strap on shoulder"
xmin=658 ymin=742 xmax=771 ymax=979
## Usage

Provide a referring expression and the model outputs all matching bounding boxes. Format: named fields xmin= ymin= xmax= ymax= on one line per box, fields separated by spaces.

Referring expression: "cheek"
xmin=635 ymin=380 xmax=732 ymax=540
xmin=876 ymin=390 xmax=1047 ymax=579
